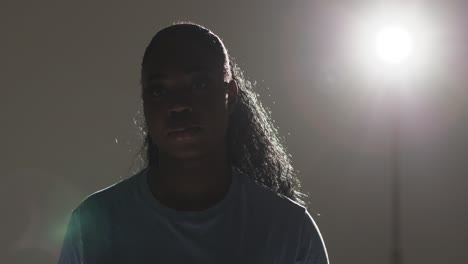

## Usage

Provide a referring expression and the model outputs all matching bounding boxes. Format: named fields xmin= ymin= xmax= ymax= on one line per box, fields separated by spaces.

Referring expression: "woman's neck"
xmin=148 ymin=152 xmax=232 ymax=211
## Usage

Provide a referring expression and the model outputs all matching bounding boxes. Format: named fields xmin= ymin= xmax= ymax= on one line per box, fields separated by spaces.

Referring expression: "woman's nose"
xmin=168 ymin=104 xmax=192 ymax=116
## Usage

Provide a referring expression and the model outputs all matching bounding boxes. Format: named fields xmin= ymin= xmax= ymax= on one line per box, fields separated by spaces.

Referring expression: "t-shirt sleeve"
xmin=295 ymin=209 xmax=329 ymax=264
xmin=58 ymin=208 xmax=84 ymax=264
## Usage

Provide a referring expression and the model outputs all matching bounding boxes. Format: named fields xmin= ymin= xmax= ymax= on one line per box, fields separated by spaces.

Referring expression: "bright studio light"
xmin=351 ymin=6 xmax=437 ymax=79
xmin=375 ymin=26 xmax=413 ymax=65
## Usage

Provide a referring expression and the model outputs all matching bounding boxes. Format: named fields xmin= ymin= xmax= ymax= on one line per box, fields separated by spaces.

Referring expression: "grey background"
xmin=1 ymin=0 xmax=467 ymax=263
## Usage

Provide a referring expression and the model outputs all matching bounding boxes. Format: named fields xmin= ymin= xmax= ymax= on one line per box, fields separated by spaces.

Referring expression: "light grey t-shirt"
xmin=58 ymin=167 xmax=328 ymax=264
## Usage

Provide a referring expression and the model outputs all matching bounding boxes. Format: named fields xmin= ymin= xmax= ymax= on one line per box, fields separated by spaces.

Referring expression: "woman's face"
xmin=141 ymin=32 xmax=237 ymax=160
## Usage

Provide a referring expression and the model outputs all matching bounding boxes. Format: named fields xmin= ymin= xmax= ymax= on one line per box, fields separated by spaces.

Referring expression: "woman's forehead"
xmin=146 ymin=42 xmax=223 ymax=70
xmin=143 ymin=59 xmax=225 ymax=82
xmin=145 ymin=69 xmax=223 ymax=84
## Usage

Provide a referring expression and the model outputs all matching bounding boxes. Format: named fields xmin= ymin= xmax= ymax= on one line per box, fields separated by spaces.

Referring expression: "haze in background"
xmin=1 ymin=1 xmax=467 ymax=263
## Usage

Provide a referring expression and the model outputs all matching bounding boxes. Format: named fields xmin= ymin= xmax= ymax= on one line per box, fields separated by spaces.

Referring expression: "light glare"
xmin=349 ymin=5 xmax=439 ymax=81
xmin=375 ymin=27 xmax=413 ymax=64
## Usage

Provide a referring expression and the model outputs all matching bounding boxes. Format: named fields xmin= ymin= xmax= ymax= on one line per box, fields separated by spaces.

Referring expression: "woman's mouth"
xmin=167 ymin=126 xmax=202 ymax=141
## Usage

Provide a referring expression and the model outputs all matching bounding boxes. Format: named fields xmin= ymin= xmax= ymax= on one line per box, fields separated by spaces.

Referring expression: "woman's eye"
xmin=191 ymin=80 xmax=208 ymax=92
xmin=147 ymin=87 xmax=167 ymax=97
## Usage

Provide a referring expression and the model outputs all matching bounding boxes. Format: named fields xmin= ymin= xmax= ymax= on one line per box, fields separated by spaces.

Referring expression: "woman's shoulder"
xmin=74 ymin=169 xmax=146 ymax=214
xmin=236 ymin=168 xmax=307 ymax=219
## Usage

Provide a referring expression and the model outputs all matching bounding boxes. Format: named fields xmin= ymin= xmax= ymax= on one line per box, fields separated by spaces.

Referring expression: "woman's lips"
xmin=167 ymin=126 xmax=202 ymax=141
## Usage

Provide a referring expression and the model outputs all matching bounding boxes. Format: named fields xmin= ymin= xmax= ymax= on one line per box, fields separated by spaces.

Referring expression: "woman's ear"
xmin=226 ymin=80 xmax=239 ymax=114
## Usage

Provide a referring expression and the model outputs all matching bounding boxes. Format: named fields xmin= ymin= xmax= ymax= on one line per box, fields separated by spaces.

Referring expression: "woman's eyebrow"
xmin=148 ymin=69 xmax=216 ymax=81
xmin=148 ymin=73 xmax=168 ymax=81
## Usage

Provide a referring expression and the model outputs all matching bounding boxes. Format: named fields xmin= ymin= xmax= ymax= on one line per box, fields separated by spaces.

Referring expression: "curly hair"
xmin=136 ymin=22 xmax=308 ymax=207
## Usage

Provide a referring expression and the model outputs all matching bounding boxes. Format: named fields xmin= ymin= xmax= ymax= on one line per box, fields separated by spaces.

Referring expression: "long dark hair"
xmin=136 ymin=22 xmax=308 ymax=207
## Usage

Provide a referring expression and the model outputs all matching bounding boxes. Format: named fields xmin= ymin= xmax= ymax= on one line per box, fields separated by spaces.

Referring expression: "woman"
xmin=59 ymin=22 xmax=329 ymax=264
